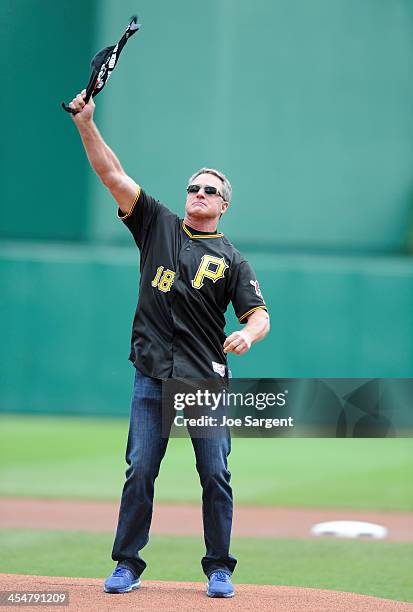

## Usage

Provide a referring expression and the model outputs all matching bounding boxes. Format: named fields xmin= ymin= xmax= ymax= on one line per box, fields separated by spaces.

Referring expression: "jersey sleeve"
xmin=229 ymin=259 xmax=268 ymax=324
xmin=117 ymin=187 xmax=162 ymax=249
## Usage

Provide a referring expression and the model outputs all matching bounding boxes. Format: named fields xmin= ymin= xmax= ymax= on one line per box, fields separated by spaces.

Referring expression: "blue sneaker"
xmin=207 ymin=570 xmax=235 ymax=598
xmin=104 ymin=565 xmax=141 ymax=594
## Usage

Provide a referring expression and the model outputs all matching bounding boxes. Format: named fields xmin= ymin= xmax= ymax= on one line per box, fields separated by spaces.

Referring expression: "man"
xmin=69 ymin=89 xmax=270 ymax=598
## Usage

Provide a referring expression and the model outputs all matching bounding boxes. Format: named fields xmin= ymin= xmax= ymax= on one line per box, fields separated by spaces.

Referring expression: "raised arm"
xmin=70 ymin=90 xmax=138 ymax=214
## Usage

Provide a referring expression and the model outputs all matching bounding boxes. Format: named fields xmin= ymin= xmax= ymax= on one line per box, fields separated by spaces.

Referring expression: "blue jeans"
xmin=111 ymin=368 xmax=237 ymax=577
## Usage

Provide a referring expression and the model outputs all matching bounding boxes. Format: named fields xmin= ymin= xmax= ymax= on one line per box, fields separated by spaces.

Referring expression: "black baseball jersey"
xmin=118 ymin=187 xmax=268 ymax=380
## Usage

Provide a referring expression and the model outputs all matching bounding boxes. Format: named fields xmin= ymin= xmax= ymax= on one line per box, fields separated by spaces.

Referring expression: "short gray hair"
xmin=188 ymin=167 xmax=232 ymax=203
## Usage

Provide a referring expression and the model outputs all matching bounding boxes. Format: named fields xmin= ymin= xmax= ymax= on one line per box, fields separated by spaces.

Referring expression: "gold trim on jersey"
xmin=182 ymin=222 xmax=224 ymax=239
xmin=117 ymin=186 xmax=141 ymax=220
xmin=239 ymin=305 xmax=268 ymax=323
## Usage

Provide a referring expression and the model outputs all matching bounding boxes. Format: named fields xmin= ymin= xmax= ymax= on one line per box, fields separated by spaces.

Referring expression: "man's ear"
xmin=221 ymin=201 xmax=229 ymax=216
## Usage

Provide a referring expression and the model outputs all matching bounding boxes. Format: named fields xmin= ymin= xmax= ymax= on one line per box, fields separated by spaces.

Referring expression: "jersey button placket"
xmin=171 ymin=238 xmax=192 ymax=377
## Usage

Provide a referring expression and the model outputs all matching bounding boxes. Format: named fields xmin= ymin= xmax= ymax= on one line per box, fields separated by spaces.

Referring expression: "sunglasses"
xmin=186 ymin=184 xmax=224 ymax=199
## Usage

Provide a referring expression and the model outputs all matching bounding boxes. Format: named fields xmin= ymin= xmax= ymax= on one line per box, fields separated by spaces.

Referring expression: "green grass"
xmin=0 ymin=529 xmax=412 ymax=603
xmin=0 ymin=414 xmax=412 ymax=510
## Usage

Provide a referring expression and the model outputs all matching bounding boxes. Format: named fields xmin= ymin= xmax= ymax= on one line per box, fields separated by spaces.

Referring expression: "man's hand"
xmin=223 ymin=309 xmax=270 ymax=356
xmin=223 ymin=330 xmax=252 ymax=355
xmin=69 ymin=89 xmax=96 ymax=124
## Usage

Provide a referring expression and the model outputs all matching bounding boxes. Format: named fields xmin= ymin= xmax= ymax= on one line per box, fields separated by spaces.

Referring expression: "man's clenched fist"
xmin=69 ymin=89 xmax=95 ymax=123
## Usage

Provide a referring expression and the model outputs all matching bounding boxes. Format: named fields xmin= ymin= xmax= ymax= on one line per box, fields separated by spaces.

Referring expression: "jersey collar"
xmin=182 ymin=221 xmax=224 ymax=239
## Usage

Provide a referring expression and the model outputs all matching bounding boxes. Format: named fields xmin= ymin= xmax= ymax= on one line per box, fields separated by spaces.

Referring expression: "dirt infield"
xmin=1 ymin=498 xmax=412 ymax=541
xmin=0 ymin=574 xmax=412 ymax=612
xmin=2 ymin=500 xmax=412 ymax=610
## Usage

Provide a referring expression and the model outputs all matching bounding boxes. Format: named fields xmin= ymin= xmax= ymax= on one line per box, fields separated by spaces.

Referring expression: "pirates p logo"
xmin=192 ymin=255 xmax=229 ymax=289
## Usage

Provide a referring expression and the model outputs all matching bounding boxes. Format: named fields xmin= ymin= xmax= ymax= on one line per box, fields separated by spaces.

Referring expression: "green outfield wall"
xmin=1 ymin=1 xmax=413 ymax=414
xmin=0 ymin=244 xmax=412 ymax=415
xmin=1 ymin=0 xmax=413 ymax=251
xmin=88 ymin=0 xmax=413 ymax=252
xmin=1 ymin=0 xmax=98 ymax=241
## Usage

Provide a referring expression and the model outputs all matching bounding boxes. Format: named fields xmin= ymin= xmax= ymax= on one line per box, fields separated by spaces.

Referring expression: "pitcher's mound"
xmin=0 ymin=574 xmax=411 ymax=612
